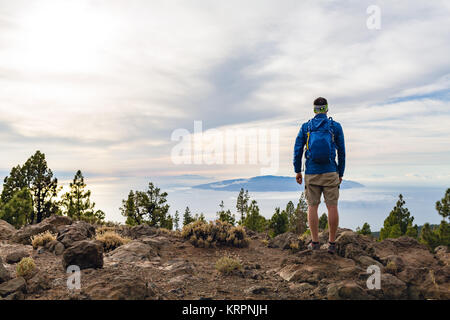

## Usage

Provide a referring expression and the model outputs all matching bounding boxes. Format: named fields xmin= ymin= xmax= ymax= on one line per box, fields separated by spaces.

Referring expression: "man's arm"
xmin=293 ymin=125 xmax=305 ymax=184
xmin=335 ymin=122 xmax=346 ymax=178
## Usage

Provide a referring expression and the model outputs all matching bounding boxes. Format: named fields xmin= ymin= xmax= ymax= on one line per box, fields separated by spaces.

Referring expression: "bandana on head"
xmin=314 ymin=104 xmax=328 ymax=113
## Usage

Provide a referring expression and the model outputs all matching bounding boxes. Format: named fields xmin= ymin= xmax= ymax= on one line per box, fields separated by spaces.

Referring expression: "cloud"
xmin=0 ymin=0 xmax=449 ymax=220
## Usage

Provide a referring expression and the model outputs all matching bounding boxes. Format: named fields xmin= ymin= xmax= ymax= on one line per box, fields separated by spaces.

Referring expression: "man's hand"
xmin=296 ymin=173 xmax=302 ymax=185
xmin=339 ymin=176 xmax=343 ymax=184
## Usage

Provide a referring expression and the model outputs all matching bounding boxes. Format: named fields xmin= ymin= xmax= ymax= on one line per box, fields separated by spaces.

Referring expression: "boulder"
xmin=435 ymin=246 xmax=449 ymax=266
xmin=380 ymin=274 xmax=407 ymax=299
xmin=11 ymin=215 xmax=72 ymax=245
xmin=119 ymin=224 xmax=158 ymax=239
xmin=26 ymin=272 xmax=51 ymax=294
xmin=161 ymin=259 xmax=195 ymax=276
xmin=106 ymin=241 xmax=157 ymax=263
xmin=335 ymin=231 xmax=375 ymax=259
xmin=268 ymin=232 xmax=305 ymax=250
xmin=57 ymin=221 xmax=96 ymax=248
xmin=357 ymin=255 xmax=383 ymax=269
xmin=0 ymin=258 xmax=12 ymax=284
xmin=0 ymin=220 xmax=16 ymax=240
xmin=62 ymin=240 xmax=103 ymax=270
xmin=327 ymin=281 xmax=370 ymax=300
xmin=244 ymin=285 xmax=269 ymax=295
xmin=0 ymin=277 xmax=27 ymax=297
xmin=5 ymin=250 xmax=30 ymax=264
xmin=46 ymin=240 xmax=65 ymax=255
xmin=84 ymin=276 xmax=155 ymax=300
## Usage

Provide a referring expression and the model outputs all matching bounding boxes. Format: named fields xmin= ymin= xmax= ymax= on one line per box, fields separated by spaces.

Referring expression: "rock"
xmin=140 ymin=236 xmax=169 ymax=250
xmin=119 ymin=224 xmax=158 ymax=239
xmin=168 ymin=274 xmax=191 ymax=285
xmin=0 ymin=258 xmax=12 ymax=284
xmin=244 ymin=285 xmax=269 ymax=295
xmin=11 ymin=216 xmax=72 ymax=245
xmin=357 ymin=255 xmax=383 ymax=269
xmin=289 ymin=282 xmax=314 ymax=292
xmin=0 ymin=277 xmax=27 ymax=297
xmin=327 ymin=281 xmax=370 ymax=300
xmin=46 ymin=240 xmax=65 ymax=255
xmin=107 ymin=241 xmax=157 ymax=263
xmin=57 ymin=221 xmax=96 ymax=248
xmin=373 ymin=237 xmax=436 ymax=269
xmin=268 ymin=232 xmax=303 ymax=250
xmin=62 ymin=240 xmax=103 ymax=270
xmin=380 ymin=274 xmax=407 ymax=299
xmin=5 ymin=250 xmax=30 ymax=264
xmin=27 ymin=272 xmax=51 ymax=294
xmin=162 ymin=260 xmax=195 ymax=276
xmin=381 ymin=255 xmax=404 ymax=273
xmin=84 ymin=276 xmax=154 ymax=300
xmin=0 ymin=219 xmax=16 ymax=240
xmin=336 ymin=231 xmax=375 ymax=259
xmin=279 ymin=251 xmax=355 ymax=283
xmin=435 ymin=246 xmax=449 ymax=266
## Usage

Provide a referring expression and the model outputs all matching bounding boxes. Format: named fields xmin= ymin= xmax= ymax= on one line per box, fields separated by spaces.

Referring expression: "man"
xmin=293 ymin=97 xmax=345 ymax=254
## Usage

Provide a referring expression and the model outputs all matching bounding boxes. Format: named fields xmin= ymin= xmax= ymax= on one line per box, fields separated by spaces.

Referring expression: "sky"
xmin=0 ymin=0 xmax=449 ymax=221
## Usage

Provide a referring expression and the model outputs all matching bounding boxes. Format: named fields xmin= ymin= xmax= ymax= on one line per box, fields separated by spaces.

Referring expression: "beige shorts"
xmin=305 ymin=172 xmax=340 ymax=206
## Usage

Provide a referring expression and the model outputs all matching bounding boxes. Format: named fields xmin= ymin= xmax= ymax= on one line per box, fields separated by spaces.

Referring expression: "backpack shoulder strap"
xmin=328 ymin=117 xmax=335 ymax=143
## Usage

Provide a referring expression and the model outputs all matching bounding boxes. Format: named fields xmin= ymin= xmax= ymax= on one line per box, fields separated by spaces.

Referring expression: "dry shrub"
xmin=16 ymin=257 xmax=36 ymax=278
xmin=96 ymin=226 xmax=116 ymax=234
xmin=385 ymin=261 xmax=398 ymax=274
xmin=31 ymin=230 xmax=56 ymax=249
xmin=156 ymin=228 xmax=173 ymax=236
xmin=96 ymin=231 xmax=131 ymax=252
xmin=261 ymin=239 xmax=269 ymax=246
xmin=181 ymin=220 xmax=249 ymax=248
xmin=215 ymin=256 xmax=242 ymax=275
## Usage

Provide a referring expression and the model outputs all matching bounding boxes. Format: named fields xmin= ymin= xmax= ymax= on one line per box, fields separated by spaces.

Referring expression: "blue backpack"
xmin=306 ymin=117 xmax=335 ymax=164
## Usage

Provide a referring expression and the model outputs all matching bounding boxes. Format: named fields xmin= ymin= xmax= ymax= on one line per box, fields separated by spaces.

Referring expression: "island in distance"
xmin=192 ymin=175 xmax=364 ymax=192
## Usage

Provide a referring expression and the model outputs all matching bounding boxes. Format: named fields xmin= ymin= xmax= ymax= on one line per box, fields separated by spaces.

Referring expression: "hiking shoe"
xmin=308 ymin=241 xmax=320 ymax=251
xmin=328 ymin=242 xmax=336 ymax=254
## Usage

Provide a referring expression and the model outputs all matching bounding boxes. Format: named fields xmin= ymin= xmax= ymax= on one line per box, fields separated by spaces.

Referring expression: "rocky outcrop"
xmin=0 ymin=257 xmax=12 ymax=284
xmin=119 ymin=224 xmax=158 ymax=239
xmin=268 ymin=232 xmax=305 ymax=250
xmin=62 ymin=240 xmax=103 ymax=270
xmin=57 ymin=221 xmax=95 ymax=248
xmin=84 ymin=275 xmax=157 ymax=300
xmin=0 ymin=220 xmax=16 ymax=241
xmin=0 ymin=277 xmax=27 ymax=298
xmin=12 ymin=216 xmax=72 ymax=245
xmin=106 ymin=241 xmax=158 ymax=263
xmin=5 ymin=250 xmax=29 ymax=264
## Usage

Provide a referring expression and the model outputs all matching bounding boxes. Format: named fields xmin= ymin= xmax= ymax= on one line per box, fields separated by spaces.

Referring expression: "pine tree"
xmin=436 ymin=188 xmax=449 ymax=221
xmin=379 ymin=194 xmax=416 ymax=240
xmin=120 ymin=182 xmax=171 ymax=228
xmin=243 ymin=200 xmax=267 ymax=232
xmin=318 ymin=213 xmax=328 ymax=230
xmin=217 ymin=200 xmax=235 ymax=225
xmin=174 ymin=210 xmax=180 ymax=230
xmin=356 ymin=222 xmax=372 ymax=235
xmin=269 ymin=207 xmax=288 ymax=237
xmin=0 ymin=188 xmax=33 ymax=227
xmin=62 ymin=170 xmax=97 ymax=221
xmin=287 ymin=193 xmax=308 ymax=234
xmin=236 ymin=188 xmax=250 ymax=224
xmin=1 ymin=151 xmax=60 ymax=224
xmin=183 ymin=206 xmax=194 ymax=226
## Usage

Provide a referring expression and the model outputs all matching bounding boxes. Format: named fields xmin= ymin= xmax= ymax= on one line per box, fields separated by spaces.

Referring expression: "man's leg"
xmin=326 ymin=204 xmax=339 ymax=242
xmin=308 ymin=205 xmax=319 ymax=242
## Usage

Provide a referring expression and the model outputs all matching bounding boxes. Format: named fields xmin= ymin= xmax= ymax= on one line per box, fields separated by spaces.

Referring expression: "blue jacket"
xmin=293 ymin=113 xmax=345 ymax=176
